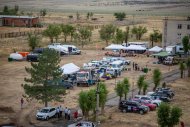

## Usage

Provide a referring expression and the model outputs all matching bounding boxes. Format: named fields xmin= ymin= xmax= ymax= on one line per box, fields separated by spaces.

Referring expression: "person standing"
xmin=20 ymin=98 xmax=24 ymax=109
xmin=56 ymin=107 xmax=60 ymax=118
xmin=64 ymin=107 xmax=68 ymax=119
xmin=59 ymin=105 xmax=63 ymax=117
xmin=67 ymin=109 xmax=71 ymax=120
xmin=73 ymin=110 xmax=78 ymax=121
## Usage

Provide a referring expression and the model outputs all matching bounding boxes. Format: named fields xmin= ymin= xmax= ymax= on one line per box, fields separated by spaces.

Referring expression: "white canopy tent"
xmin=105 ymin=44 xmax=128 ymax=50
xmin=149 ymin=46 xmax=163 ymax=52
xmin=125 ymin=45 xmax=146 ymax=50
xmin=61 ymin=63 xmax=80 ymax=75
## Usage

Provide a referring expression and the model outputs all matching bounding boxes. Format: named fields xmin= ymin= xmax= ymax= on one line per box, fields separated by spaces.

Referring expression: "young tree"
xmin=153 ymin=68 xmax=162 ymax=91
xmin=179 ymin=62 xmax=186 ymax=78
xmin=61 ymin=24 xmax=75 ymax=42
xmin=157 ymin=103 xmax=182 ymax=127
xmin=122 ymin=78 xmax=130 ymax=100
xmin=142 ymin=81 xmax=148 ymax=95
xmin=76 ymin=12 xmax=80 ymax=21
xmin=114 ymin=12 xmax=126 ymax=21
xmin=186 ymin=58 xmax=190 ymax=77
xmin=14 ymin=5 xmax=19 ymax=13
xmin=150 ymin=29 xmax=162 ymax=47
xmin=99 ymin=24 xmax=116 ymax=46
xmin=3 ymin=5 xmax=9 ymax=14
xmin=27 ymin=33 xmax=40 ymax=51
xmin=137 ymin=75 xmax=145 ymax=95
xmin=43 ymin=24 xmax=61 ymax=43
xmin=115 ymin=28 xmax=125 ymax=44
xmin=124 ymin=26 xmax=130 ymax=44
xmin=86 ymin=12 xmax=93 ymax=20
xmin=99 ymin=82 xmax=108 ymax=114
xmin=115 ymin=81 xmax=124 ymax=102
xmin=40 ymin=9 xmax=47 ymax=21
xmin=78 ymin=27 xmax=92 ymax=48
xmin=22 ymin=48 xmax=65 ymax=107
xmin=182 ymin=36 xmax=189 ymax=56
xmin=131 ymin=26 xmax=147 ymax=40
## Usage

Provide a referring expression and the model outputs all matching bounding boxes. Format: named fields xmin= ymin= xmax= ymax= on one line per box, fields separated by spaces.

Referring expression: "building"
xmin=162 ymin=17 xmax=190 ymax=48
xmin=0 ymin=15 xmax=39 ymax=27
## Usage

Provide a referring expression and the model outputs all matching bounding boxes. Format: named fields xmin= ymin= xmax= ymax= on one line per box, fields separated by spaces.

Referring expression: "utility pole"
xmin=96 ymin=81 xmax=100 ymax=127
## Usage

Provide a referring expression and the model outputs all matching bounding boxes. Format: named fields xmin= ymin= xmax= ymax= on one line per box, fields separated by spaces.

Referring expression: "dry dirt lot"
xmin=0 ymin=49 xmax=182 ymax=127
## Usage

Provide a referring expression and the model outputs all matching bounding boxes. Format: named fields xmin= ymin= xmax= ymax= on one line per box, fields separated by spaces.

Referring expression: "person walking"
xmin=73 ymin=110 xmax=78 ymax=122
xmin=20 ymin=98 xmax=24 ymax=109
xmin=67 ymin=109 xmax=71 ymax=120
xmin=64 ymin=107 xmax=68 ymax=119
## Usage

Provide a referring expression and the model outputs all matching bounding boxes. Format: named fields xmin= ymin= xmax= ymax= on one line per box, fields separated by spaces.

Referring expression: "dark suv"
xmin=119 ymin=100 xmax=149 ymax=115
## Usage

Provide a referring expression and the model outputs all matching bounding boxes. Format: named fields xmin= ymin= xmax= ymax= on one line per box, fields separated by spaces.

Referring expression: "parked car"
xmin=26 ymin=53 xmax=39 ymax=62
xmin=156 ymin=88 xmax=175 ymax=98
xmin=68 ymin=121 xmax=96 ymax=127
xmin=148 ymin=92 xmax=171 ymax=102
xmin=134 ymin=95 xmax=162 ymax=107
xmin=119 ymin=100 xmax=149 ymax=115
xmin=47 ymin=79 xmax=74 ymax=89
xmin=36 ymin=107 xmax=57 ymax=120
xmin=133 ymin=99 xmax=157 ymax=111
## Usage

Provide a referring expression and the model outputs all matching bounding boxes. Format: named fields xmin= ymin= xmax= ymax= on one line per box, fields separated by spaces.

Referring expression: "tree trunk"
xmin=153 ymin=86 xmax=156 ymax=91
xmin=106 ymin=40 xmax=108 ymax=46
xmin=143 ymin=90 xmax=146 ymax=95
xmin=124 ymin=94 xmax=127 ymax=100
xmin=188 ymin=67 xmax=190 ymax=77
xmin=45 ymin=101 xmax=48 ymax=107
xmin=138 ymin=89 xmax=141 ymax=95
xmin=101 ymin=105 xmax=105 ymax=114
xmin=119 ymin=96 xmax=121 ymax=102
xmin=181 ymin=71 xmax=183 ymax=78
xmin=50 ymin=37 xmax=53 ymax=43
xmin=64 ymin=36 xmax=67 ymax=42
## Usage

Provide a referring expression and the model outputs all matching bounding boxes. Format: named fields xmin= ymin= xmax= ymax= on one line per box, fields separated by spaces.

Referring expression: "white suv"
xmin=36 ymin=107 xmax=57 ymax=120
xmin=134 ymin=95 xmax=162 ymax=107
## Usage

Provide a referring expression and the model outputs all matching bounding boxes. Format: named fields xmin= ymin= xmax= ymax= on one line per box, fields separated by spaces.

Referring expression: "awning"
xmin=152 ymin=51 xmax=169 ymax=57
xmin=149 ymin=46 xmax=163 ymax=52
xmin=125 ymin=45 xmax=146 ymax=50
xmin=105 ymin=44 xmax=128 ymax=50
xmin=61 ymin=63 xmax=80 ymax=74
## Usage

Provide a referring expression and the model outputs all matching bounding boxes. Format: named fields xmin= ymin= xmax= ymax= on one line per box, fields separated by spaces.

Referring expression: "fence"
xmin=0 ymin=29 xmax=43 ymax=39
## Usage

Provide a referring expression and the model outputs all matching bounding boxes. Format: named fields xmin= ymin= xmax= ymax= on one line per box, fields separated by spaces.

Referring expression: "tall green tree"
xmin=150 ymin=29 xmax=162 ymax=47
xmin=99 ymin=82 xmax=108 ymax=114
xmin=157 ymin=103 xmax=182 ymax=127
xmin=142 ymin=81 xmax=148 ymax=95
xmin=22 ymin=49 xmax=65 ymax=107
xmin=40 ymin=9 xmax=47 ymax=17
xmin=43 ymin=24 xmax=61 ymax=43
xmin=153 ymin=68 xmax=162 ymax=91
xmin=114 ymin=12 xmax=126 ymax=21
xmin=182 ymin=36 xmax=189 ymax=56
xmin=186 ymin=58 xmax=190 ymax=77
xmin=179 ymin=62 xmax=186 ymax=78
xmin=3 ymin=5 xmax=9 ymax=13
xmin=115 ymin=28 xmax=125 ymax=44
xmin=78 ymin=27 xmax=92 ymax=48
xmin=137 ymin=75 xmax=145 ymax=95
xmin=124 ymin=26 xmax=130 ymax=44
xmin=27 ymin=33 xmax=40 ymax=51
xmin=115 ymin=81 xmax=124 ymax=102
xmin=122 ymin=78 xmax=130 ymax=100
xmin=131 ymin=26 xmax=147 ymax=40
xmin=61 ymin=24 xmax=73 ymax=42
xmin=99 ymin=24 xmax=116 ymax=46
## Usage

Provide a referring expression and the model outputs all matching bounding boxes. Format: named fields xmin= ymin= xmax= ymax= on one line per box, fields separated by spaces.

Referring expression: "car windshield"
xmin=77 ymin=73 xmax=88 ymax=77
xmin=40 ymin=109 xmax=49 ymax=113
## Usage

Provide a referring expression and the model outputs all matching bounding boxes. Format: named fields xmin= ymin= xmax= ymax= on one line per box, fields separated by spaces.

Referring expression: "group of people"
xmin=56 ymin=106 xmax=63 ymax=118
xmin=63 ymin=107 xmax=71 ymax=120
xmin=132 ymin=62 xmax=141 ymax=71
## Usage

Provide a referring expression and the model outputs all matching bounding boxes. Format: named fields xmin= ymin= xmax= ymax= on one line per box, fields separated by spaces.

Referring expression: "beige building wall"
xmin=162 ymin=19 xmax=190 ymax=48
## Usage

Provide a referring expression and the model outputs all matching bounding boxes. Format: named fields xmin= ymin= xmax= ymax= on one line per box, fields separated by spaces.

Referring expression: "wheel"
xmin=46 ymin=116 xmax=49 ymax=120
xmin=139 ymin=110 xmax=144 ymax=115
xmin=122 ymin=109 xmax=127 ymax=113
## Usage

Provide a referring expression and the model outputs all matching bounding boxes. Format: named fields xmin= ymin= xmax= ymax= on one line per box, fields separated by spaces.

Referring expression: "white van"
xmin=61 ymin=45 xmax=81 ymax=55
xmin=110 ymin=60 xmax=124 ymax=72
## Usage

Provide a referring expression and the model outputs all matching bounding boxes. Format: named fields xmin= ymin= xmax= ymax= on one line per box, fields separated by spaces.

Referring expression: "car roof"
xmin=41 ymin=107 xmax=55 ymax=110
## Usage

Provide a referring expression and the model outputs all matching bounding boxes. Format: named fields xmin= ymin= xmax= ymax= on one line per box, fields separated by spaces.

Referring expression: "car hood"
xmin=36 ymin=112 xmax=48 ymax=116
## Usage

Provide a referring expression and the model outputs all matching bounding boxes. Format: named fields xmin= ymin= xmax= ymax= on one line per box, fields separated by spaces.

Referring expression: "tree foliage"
xmin=78 ymin=27 xmax=92 ymax=48
xmin=99 ymin=24 xmax=116 ymax=46
xmin=115 ymin=81 xmax=124 ymax=102
xmin=27 ymin=33 xmax=40 ymax=51
xmin=87 ymin=12 xmax=93 ymax=20
xmin=99 ymin=82 xmax=108 ymax=114
xmin=114 ymin=12 xmax=126 ymax=21
xmin=122 ymin=78 xmax=130 ymax=100
xmin=115 ymin=28 xmax=125 ymax=44
xmin=186 ymin=58 xmax=190 ymax=77
xmin=131 ymin=26 xmax=147 ymax=40
xmin=182 ymin=36 xmax=189 ymax=55
xmin=43 ymin=24 xmax=62 ymax=43
xmin=22 ymin=48 xmax=65 ymax=107
xmin=142 ymin=81 xmax=148 ymax=95
xmin=61 ymin=24 xmax=75 ymax=42
xmin=40 ymin=9 xmax=47 ymax=17
xmin=137 ymin=75 xmax=145 ymax=95
xmin=157 ymin=103 xmax=182 ymax=127
xmin=124 ymin=26 xmax=130 ymax=44
xmin=150 ymin=29 xmax=162 ymax=47
xmin=153 ymin=68 xmax=162 ymax=91
xmin=179 ymin=62 xmax=186 ymax=78
xmin=1 ymin=5 xmax=19 ymax=15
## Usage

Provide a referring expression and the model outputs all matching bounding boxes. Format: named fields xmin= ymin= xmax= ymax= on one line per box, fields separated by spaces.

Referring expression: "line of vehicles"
xmin=26 ymin=43 xmax=81 ymax=62
xmin=119 ymin=87 xmax=175 ymax=115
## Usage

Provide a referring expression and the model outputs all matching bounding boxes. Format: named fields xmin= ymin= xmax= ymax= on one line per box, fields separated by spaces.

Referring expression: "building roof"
xmin=0 ymin=15 xmax=38 ymax=19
